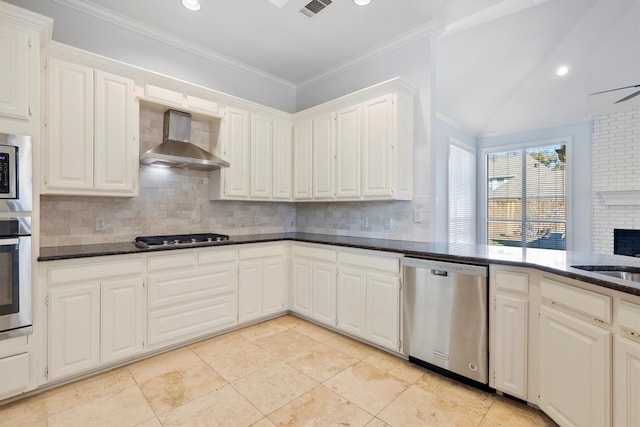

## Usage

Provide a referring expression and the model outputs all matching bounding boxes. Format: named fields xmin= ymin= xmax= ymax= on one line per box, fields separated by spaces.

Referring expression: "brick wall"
xmin=592 ymin=106 xmax=640 ymax=253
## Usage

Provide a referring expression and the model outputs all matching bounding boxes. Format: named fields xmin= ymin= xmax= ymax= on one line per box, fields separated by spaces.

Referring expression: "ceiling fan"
xmin=589 ymin=84 xmax=640 ymax=104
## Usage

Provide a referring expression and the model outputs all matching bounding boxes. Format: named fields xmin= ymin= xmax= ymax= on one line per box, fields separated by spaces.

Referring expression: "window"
xmin=486 ymin=141 xmax=567 ymax=250
xmin=448 ymin=140 xmax=476 ymax=244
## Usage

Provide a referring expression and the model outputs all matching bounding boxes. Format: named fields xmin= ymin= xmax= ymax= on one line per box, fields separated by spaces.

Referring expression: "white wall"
xmin=6 ymin=0 xmax=297 ymax=113
xmin=477 ymin=122 xmax=592 ymax=251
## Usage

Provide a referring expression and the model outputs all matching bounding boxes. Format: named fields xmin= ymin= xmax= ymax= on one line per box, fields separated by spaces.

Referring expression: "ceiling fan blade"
xmin=614 ymin=89 xmax=640 ymax=104
xmin=589 ymin=84 xmax=640 ymax=96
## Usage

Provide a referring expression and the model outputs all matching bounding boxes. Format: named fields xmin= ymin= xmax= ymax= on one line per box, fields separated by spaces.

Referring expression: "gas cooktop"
xmin=134 ymin=233 xmax=230 ymax=249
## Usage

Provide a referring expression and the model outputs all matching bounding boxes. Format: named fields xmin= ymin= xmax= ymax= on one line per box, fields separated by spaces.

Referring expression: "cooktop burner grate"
xmin=135 ymin=233 xmax=230 ymax=248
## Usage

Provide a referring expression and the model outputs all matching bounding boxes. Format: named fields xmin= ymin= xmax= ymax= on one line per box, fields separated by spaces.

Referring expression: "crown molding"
xmin=51 ymin=0 xmax=297 ymax=90
xmin=297 ymin=20 xmax=444 ymax=89
xmin=0 ymin=1 xmax=53 ymax=45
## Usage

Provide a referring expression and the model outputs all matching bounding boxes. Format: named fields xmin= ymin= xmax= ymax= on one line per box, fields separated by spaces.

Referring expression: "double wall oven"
xmin=0 ymin=133 xmax=32 ymax=340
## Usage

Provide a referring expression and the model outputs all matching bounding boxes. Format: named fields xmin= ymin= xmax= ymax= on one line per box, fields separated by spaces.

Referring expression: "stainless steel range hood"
xmin=140 ymin=109 xmax=229 ymax=171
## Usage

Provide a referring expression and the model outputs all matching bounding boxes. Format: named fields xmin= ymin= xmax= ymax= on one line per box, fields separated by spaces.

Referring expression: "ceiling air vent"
xmin=300 ymin=0 xmax=332 ymax=17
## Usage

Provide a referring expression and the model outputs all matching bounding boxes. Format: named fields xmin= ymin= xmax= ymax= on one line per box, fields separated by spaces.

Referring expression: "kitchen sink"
xmin=572 ymin=265 xmax=640 ymax=283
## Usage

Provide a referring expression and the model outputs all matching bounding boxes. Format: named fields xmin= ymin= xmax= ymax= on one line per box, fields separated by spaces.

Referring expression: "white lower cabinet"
xmin=47 ymin=259 xmax=145 ymax=381
xmin=336 ymin=266 xmax=366 ymax=336
xmin=614 ymin=336 xmax=640 ymax=427
xmin=0 ymin=352 xmax=30 ymax=397
xmin=48 ymin=284 xmax=101 ymax=380
xmin=337 ymin=249 xmax=401 ymax=351
xmin=147 ymin=248 xmax=238 ymax=348
xmin=291 ymin=244 xmax=337 ymax=327
xmin=539 ymin=277 xmax=612 ymax=427
xmin=101 ymin=278 xmax=144 ymax=364
xmin=490 ymin=267 xmax=529 ymax=400
xmin=614 ymin=300 xmax=640 ymax=427
xmin=238 ymin=244 xmax=287 ymax=323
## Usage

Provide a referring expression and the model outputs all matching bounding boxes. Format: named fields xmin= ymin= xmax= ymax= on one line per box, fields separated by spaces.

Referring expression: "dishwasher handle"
xmin=403 ymin=257 xmax=488 ymax=277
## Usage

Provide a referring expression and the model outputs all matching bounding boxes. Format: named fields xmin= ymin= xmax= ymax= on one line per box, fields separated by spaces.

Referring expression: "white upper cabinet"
xmin=0 ymin=4 xmax=49 ymax=135
xmin=292 ymin=78 xmax=415 ymax=202
xmin=43 ymin=56 xmax=138 ymax=196
xmin=45 ymin=58 xmax=94 ymax=191
xmin=272 ymin=118 xmax=293 ymax=200
xmin=312 ymin=112 xmax=336 ymax=200
xmin=293 ymin=119 xmax=313 ymax=200
xmin=94 ymin=71 xmax=138 ymax=193
xmin=210 ymin=106 xmax=293 ymax=201
xmin=250 ymin=113 xmax=273 ymax=199
xmin=335 ymin=104 xmax=361 ymax=199
xmin=362 ymin=94 xmax=393 ymax=198
xmin=221 ymin=106 xmax=251 ymax=199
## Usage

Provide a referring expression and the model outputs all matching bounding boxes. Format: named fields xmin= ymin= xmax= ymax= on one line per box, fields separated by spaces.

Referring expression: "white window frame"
xmin=479 ymin=136 xmax=573 ymax=250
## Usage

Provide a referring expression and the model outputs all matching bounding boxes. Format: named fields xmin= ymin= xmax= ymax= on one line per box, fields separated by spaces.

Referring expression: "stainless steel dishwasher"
xmin=403 ymin=257 xmax=489 ymax=385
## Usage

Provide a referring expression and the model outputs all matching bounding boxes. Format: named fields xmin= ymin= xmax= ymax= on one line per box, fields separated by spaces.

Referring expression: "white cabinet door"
xmin=362 ymin=94 xmax=393 ymax=198
xmin=312 ymin=112 xmax=335 ymax=200
xmin=293 ymin=119 xmax=313 ymax=200
xmin=45 ymin=57 xmax=94 ymax=191
xmin=94 ymin=70 xmax=137 ymax=194
xmin=312 ymin=261 xmax=337 ymax=327
xmin=335 ymin=104 xmax=361 ymax=199
xmin=272 ymin=118 xmax=293 ymax=200
xmin=101 ymin=277 xmax=144 ymax=364
xmin=366 ymin=272 xmax=399 ymax=350
xmin=539 ymin=305 xmax=611 ymax=427
xmin=0 ymin=23 xmax=30 ymax=121
xmin=48 ymin=284 xmax=100 ymax=380
xmin=614 ymin=336 xmax=640 ymax=427
xmin=223 ymin=106 xmax=251 ymax=198
xmin=337 ymin=267 xmax=367 ymax=338
xmin=250 ymin=113 xmax=273 ymax=199
xmin=239 ymin=260 xmax=263 ymax=323
xmin=262 ymin=256 xmax=286 ymax=316
xmin=291 ymin=257 xmax=313 ymax=316
xmin=494 ymin=294 xmax=528 ymax=399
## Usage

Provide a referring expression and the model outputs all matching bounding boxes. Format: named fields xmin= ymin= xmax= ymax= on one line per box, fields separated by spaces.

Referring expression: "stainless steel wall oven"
xmin=0 ymin=133 xmax=32 ymax=340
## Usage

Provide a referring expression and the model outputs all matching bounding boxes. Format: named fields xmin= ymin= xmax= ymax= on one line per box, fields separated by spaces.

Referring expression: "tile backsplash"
xmin=40 ymin=107 xmax=431 ymax=247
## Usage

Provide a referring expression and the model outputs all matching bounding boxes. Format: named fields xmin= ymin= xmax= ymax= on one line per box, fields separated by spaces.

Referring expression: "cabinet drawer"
xmin=494 ymin=270 xmax=528 ymax=293
xmin=147 ymin=294 xmax=238 ymax=347
xmin=148 ymin=251 xmax=197 ymax=272
xmin=239 ymin=244 xmax=284 ymax=259
xmin=618 ymin=300 xmax=640 ymax=335
xmin=49 ymin=259 xmax=144 ymax=285
xmin=198 ymin=247 xmax=237 ymax=266
xmin=292 ymin=244 xmax=336 ymax=262
xmin=338 ymin=251 xmax=399 ymax=274
xmin=0 ymin=352 xmax=29 ymax=395
xmin=148 ymin=266 xmax=236 ymax=309
xmin=541 ymin=278 xmax=611 ymax=323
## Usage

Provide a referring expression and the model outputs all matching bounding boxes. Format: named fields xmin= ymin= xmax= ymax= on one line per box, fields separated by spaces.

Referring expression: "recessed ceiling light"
xmin=181 ymin=0 xmax=201 ymax=11
xmin=354 ymin=0 xmax=371 ymax=5
xmin=556 ymin=65 xmax=569 ymax=77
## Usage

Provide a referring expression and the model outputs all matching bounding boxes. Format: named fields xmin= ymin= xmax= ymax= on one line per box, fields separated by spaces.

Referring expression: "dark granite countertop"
xmin=39 ymin=232 xmax=640 ymax=297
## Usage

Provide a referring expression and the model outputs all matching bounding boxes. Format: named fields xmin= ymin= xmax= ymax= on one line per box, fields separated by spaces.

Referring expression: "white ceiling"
xmin=50 ymin=0 xmax=538 ymax=87
xmin=20 ymin=0 xmax=640 ymax=135
xmin=436 ymin=0 xmax=640 ymax=136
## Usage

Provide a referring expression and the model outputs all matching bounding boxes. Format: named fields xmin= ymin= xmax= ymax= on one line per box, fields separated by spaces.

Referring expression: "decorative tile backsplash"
xmin=40 ymin=107 xmax=431 ymax=247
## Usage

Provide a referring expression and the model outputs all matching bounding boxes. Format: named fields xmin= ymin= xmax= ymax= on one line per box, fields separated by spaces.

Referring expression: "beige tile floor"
xmin=0 ymin=315 xmax=557 ymax=426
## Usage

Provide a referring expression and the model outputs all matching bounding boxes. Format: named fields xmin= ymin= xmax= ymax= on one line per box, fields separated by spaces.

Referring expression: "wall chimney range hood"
xmin=140 ymin=109 xmax=229 ymax=171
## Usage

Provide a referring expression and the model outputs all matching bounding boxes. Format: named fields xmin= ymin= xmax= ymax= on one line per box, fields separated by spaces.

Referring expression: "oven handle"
xmin=0 ymin=238 xmax=19 ymax=246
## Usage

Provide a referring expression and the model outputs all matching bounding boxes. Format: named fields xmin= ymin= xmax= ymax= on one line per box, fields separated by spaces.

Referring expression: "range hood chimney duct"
xmin=140 ymin=109 xmax=229 ymax=171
